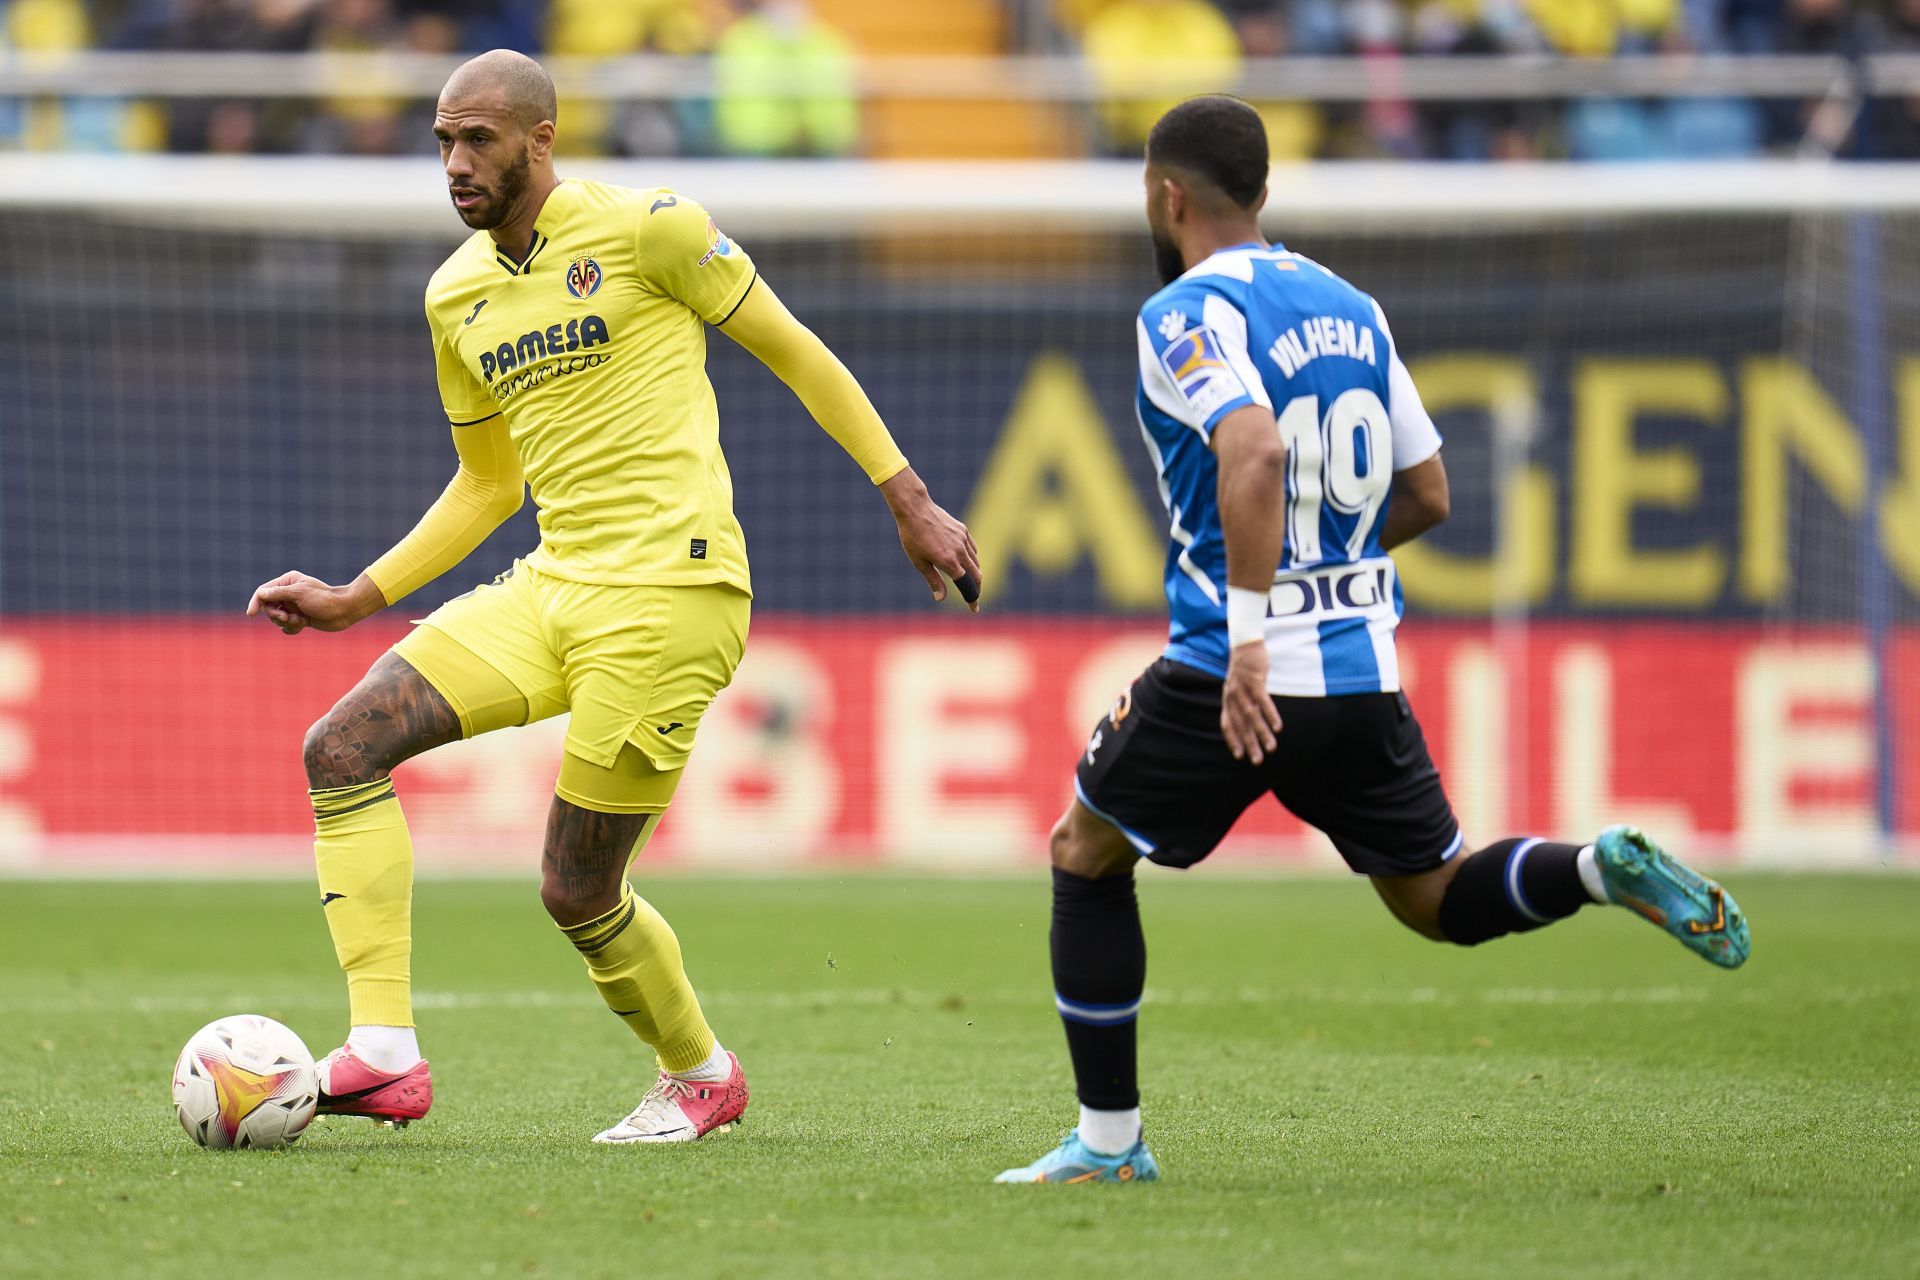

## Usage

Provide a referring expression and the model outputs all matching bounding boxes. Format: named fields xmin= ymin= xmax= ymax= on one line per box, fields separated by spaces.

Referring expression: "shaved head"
xmin=434 ymin=49 xmax=560 ymax=236
xmin=440 ymin=48 xmax=556 ymax=130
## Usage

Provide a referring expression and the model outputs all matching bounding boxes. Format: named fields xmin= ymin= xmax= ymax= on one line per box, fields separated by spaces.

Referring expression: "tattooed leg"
xmin=306 ymin=651 xmax=461 ymax=1039
xmin=544 ymin=794 xmax=717 ymax=1073
xmin=539 ymin=798 xmax=651 ymax=926
xmin=303 ymin=652 xmax=463 ymax=790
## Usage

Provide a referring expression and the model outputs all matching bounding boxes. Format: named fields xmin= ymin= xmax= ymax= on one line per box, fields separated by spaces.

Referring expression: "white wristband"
xmin=1226 ymin=586 xmax=1268 ymax=649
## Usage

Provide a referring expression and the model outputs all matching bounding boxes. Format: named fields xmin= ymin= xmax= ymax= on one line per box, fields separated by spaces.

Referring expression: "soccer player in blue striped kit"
xmin=995 ymin=96 xmax=1753 ymax=1185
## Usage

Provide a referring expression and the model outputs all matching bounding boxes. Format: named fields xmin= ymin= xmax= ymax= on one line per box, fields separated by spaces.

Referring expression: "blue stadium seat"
xmin=1566 ymin=98 xmax=1663 ymax=161
xmin=1663 ymin=97 xmax=1763 ymax=159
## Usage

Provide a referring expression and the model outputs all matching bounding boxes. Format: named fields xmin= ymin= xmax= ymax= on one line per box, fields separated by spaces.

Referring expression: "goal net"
xmin=1 ymin=158 xmax=1911 ymax=870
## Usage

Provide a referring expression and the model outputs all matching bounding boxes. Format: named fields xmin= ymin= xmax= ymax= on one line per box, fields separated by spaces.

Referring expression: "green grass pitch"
xmin=2 ymin=873 xmax=1916 ymax=1279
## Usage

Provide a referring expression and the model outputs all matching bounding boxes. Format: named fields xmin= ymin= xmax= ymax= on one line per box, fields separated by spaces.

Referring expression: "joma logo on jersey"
xmin=479 ymin=315 xmax=611 ymax=383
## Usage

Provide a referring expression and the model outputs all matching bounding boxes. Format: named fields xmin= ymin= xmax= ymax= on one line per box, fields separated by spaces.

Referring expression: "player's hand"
xmin=880 ymin=468 xmax=982 ymax=612
xmin=1221 ymin=641 xmax=1281 ymax=765
xmin=246 ymin=571 xmax=384 ymax=635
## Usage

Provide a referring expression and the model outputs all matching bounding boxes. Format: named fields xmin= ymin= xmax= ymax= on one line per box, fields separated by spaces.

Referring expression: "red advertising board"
xmin=0 ymin=619 xmax=1911 ymax=869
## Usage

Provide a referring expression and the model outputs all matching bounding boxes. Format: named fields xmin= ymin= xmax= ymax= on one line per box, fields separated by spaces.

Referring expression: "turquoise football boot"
xmin=994 ymin=1130 xmax=1160 ymax=1184
xmin=1594 ymin=825 xmax=1750 ymax=969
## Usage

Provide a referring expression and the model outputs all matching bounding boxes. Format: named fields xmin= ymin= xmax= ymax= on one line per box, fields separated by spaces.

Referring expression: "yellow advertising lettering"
xmin=1738 ymin=358 xmax=1865 ymax=602
xmin=965 ymin=354 xmax=1164 ymax=608
xmin=1569 ymin=359 xmax=1726 ymax=607
xmin=1881 ymin=358 xmax=1920 ymax=592
xmin=1392 ymin=355 xmax=1556 ymax=613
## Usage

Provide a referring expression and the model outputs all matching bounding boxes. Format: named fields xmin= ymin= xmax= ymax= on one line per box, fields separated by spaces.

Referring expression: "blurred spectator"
xmin=1344 ymin=0 xmax=1420 ymax=157
xmin=1718 ymin=0 xmax=1785 ymax=52
xmin=120 ymin=0 xmax=317 ymax=53
xmin=711 ymin=0 xmax=858 ymax=157
xmin=1287 ymin=0 xmax=1348 ymax=55
xmin=1410 ymin=0 xmax=1538 ymax=57
xmin=8 ymin=0 xmax=89 ymax=51
xmin=547 ymin=0 xmax=719 ymax=155
xmin=547 ymin=0 xmax=710 ymax=57
xmin=1411 ymin=0 xmax=1547 ymax=158
xmin=391 ymin=11 xmax=464 ymax=153
xmin=1773 ymin=0 xmax=1885 ymax=156
xmin=1050 ymin=0 xmax=1104 ymax=35
xmin=1882 ymin=0 xmax=1920 ymax=155
xmin=1209 ymin=0 xmax=1322 ymax=159
xmin=1775 ymin=0 xmax=1883 ymax=54
xmin=1082 ymin=0 xmax=1241 ymax=152
xmin=115 ymin=0 xmax=316 ymax=152
xmin=415 ymin=0 xmax=543 ymax=53
xmin=4 ymin=0 xmax=157 ymax=148
xmin=303 ymin=0 xmax=409 ymax=155
xmin=1525 ymin=0 xmax=1684 ymax=55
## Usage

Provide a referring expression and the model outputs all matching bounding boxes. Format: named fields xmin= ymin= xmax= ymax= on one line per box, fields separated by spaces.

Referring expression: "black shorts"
xmin=1074 ymin=658 xmax=1462 ymax=876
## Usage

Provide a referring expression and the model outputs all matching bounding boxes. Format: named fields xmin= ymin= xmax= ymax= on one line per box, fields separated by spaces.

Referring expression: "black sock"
xmin=1437 ymin=838 xmax=1593 ymax=946
xmin=1051 ymin=867 xmax=1145 ymax=1111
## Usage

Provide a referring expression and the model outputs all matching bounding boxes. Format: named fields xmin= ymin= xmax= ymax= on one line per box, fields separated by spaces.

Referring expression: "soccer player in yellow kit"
xmin=247 ymin=50 xmax=980 ymax=1143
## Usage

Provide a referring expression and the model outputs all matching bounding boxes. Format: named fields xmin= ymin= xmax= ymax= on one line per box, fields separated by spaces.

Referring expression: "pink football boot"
xmin=591 ymin=1052 xmax=749 ymax=1144
xmin=315 ymin=1045 xmax=433 ymax=1126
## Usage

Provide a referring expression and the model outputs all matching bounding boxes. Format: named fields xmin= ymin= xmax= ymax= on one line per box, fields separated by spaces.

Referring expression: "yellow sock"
xmin=560 ymin=882 xmax=715 ymax=1073
xmin=311 ymin=779 xmax=414 ymax=1028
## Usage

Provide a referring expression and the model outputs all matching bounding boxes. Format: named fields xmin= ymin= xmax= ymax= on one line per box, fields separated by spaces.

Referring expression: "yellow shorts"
xmin=392 ymin=562 xmax=750 ymax=814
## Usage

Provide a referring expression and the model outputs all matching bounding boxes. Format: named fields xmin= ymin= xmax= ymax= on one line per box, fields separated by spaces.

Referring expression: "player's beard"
xmin=460 ymin=146 xmax=532 ymax=230
xmin=1151 ymin=227 xmax=1186 ymax=286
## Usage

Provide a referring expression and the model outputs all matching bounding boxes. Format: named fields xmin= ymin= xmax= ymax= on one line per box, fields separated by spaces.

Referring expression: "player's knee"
xmin=1049 ymin=813 xmax=1133 ymax=880
xmin=1047 ymin=814 xmax=1073 ymax=865
xmin=1372 ymin=873 xmax=1453 ymax=943
xmin=538 ymin=872 xmax=620 ymax=928
xmin=302 ymin=714 xmax=372 ymax=790
xmin=1047 ymin=815 xmax=1088 ymax=872
xmin=536 ymin=876 xmax=579 ymax=923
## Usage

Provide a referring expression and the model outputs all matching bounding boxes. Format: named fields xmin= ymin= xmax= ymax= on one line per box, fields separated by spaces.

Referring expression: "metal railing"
xmin=3 ymin=50 xmax=1919 ymax=102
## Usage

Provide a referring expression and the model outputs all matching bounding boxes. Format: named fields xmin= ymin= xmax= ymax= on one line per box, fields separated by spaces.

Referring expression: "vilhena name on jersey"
xmin=423 ymin=179 xmax=758 ymax=593
xmin=1268 ymin=314 xmax=1378 ymax=378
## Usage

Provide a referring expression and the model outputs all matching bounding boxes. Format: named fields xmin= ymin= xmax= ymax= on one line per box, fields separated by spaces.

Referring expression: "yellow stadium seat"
xmin=804 ymin=0 xmax=1073 ymax=157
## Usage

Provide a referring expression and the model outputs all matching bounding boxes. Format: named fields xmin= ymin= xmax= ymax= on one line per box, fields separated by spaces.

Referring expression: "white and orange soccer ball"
xmin=171 ymin=1015 xmax=319 ymax=1149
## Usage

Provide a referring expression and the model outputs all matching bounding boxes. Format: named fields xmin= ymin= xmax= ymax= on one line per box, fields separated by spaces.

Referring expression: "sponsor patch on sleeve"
xmin=1159 ymin=326 xmax=1248 ymax=421
xmin=697 ymin=216 xmax=732 ymax=267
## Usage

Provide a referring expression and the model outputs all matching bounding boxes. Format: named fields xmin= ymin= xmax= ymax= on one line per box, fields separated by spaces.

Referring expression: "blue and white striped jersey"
xmin=1134 ymin=241 xmax=1442 ymax=696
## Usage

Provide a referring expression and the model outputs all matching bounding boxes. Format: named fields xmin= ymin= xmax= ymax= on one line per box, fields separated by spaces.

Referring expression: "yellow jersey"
xmin=423 ymin=178 xmax=758 ymax=594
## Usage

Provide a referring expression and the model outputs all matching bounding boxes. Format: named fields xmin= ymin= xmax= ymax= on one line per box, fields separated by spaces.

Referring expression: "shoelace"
xmin=650 ymin=1075 xmax=698 ymax=1102
xmin=621 ymin=1074 xmax=696 ymax=1127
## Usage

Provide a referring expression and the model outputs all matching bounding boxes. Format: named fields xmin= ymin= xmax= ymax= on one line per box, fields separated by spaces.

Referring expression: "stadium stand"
xmin=3 ymin=0 xmax=1919 ymax=158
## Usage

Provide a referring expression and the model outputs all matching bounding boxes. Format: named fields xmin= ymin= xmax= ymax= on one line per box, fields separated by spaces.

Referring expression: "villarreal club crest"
xmin=566 ymin=256 xmax=602 ymax=299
